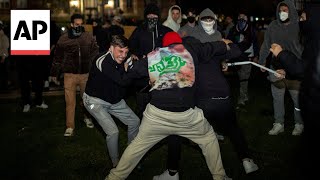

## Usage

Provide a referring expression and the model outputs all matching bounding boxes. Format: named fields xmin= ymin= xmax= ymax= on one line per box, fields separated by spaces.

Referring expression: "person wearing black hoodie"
xmin=105 ymin=32 xmax=233 ymax=180
xmin=128 ymin=2 xmax=172 ymax=122
xmin=268 ymin=2 xmax=320 ymax=178
xmin=154 ymin=9 xmax=258 ymax=179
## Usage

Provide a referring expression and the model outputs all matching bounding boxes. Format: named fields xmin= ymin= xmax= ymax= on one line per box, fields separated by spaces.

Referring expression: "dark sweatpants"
xmin=16 ymin=57 xmax=46 ymax=105
xmin=167 ymin=97 xmax=250 ymax=170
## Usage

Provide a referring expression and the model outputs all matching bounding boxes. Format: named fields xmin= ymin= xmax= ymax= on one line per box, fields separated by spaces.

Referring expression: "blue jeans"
xmin=83 ymin=93 xmax=140 ymax=165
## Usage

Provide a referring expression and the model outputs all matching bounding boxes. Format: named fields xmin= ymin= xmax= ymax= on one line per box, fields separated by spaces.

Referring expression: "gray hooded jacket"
xmin=189 ymin=8 xmax=222 ymax=43
xmin=259 ymin=0 xmax=303 ymax=65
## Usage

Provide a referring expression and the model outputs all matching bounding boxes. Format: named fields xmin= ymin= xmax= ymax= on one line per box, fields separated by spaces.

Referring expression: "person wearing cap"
xmin=162 ymin=5 xmax=182 ymax=32
xmin=105 ymin=31 xmax=235 ymax=180
xmin=128 ymin=3 xmax=172 ymax=125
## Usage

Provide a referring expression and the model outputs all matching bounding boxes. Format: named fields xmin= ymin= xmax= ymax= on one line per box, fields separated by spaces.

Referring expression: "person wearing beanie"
xmin=163 ymin=5 xmax=182 ymax=32
xmin=155 ymin=10 xmax=259 ymax=178
xmin=105 ymin=31 xmax=237 ymax=180
xmin=128 ymin=3 xmax=172 ymax=136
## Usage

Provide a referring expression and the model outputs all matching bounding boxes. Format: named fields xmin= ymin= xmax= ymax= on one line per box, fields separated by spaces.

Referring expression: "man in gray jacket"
xmin=258 ymin=0 xmax=304 ymax=136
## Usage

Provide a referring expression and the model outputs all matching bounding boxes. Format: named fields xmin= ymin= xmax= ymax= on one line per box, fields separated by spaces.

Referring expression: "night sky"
xmin=176 ymin=0 xmax=280 ymax=17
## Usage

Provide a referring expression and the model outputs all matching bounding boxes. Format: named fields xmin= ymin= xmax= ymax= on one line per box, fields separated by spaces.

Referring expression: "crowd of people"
xmin=1 ymin=0 xmax=319 ymax=179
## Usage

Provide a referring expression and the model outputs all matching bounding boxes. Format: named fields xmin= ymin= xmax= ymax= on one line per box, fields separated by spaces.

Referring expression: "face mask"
xmin=279 ymin=11 xmax=289 ymax=21
xmin=237 ymin=19 xmax=247 ymax=31
xmin=147 ymin=17 xmax=158 ymax=31
xmin=71 ymin=26 xmax=84 ymax=37
xmin=200 ymin=20 xmax=215 ymax=35
xmin=187 ymin=16 xmax=195 ymax=23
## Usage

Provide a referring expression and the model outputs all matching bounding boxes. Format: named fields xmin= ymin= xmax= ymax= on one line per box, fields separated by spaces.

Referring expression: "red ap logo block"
xmin=11 ymin=10 xmax=50 ymax=55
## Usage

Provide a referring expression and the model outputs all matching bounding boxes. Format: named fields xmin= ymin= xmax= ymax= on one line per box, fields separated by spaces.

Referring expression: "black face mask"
xmin=71 ymin=26 xmax=85 ymax=37
xmin=187 ymin=16 xmax=196 ymax=23
xmin=147 ymin=17 xmax=158 ymax=31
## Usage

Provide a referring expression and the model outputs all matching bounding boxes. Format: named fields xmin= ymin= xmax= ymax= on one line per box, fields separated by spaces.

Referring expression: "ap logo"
xmin=11 ymin=10 xmax=50 ymax=55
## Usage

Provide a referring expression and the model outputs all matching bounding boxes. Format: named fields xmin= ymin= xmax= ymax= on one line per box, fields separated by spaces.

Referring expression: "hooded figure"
xmin=259 ymin=0 xmax=303 ymax=67
xmin=258 ymin=0 xmax=305 ymax=136
xmin=190 ymin=8 xmax=222 ymax=42
xmin=129 ymin=3 xmax=172 ymax=59
xmin=162 ymin=5 xmax=182 ymax=32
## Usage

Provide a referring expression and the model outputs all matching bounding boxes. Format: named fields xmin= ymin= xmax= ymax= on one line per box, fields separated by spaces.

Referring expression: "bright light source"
xmin=70 ymin=0 xmax=79 ymax=8
xmin=255 ymin=17 xmax=259 ymax=21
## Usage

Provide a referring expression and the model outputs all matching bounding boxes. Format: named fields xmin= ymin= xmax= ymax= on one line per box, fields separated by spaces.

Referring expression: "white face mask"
xmin=200 ymin=20 xmax=215 ymax=35
xmin=279 ymin=11 xmax=289 ymax=21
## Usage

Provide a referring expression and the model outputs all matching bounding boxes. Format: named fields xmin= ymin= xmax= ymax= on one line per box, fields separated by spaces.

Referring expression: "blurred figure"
xmin=0 ymin=20 xmax=9 ymax=91
xmin=16 ymin=55 xmax=48 ymax=112
xmin=163 ymin=5 xmax=182 ymax=32
xmin=51 ymin=14 xmax=99 ymax=136
xmin=92 ymin=19 xmax=112 ymax=53
xmin=177 ymin=8 xmax=197 ymax=38
xmin=268 ymin=3 xmax=320 ymax=177
xmin=223 ymin=15 xmax=234 ymax=38
xmin=44 ymin=20 xmax=61 ymax=91
xmin=227 ymin=12 xmax=259 ymax=108
xmin=108 ymin=16 xmax=125 ymax=36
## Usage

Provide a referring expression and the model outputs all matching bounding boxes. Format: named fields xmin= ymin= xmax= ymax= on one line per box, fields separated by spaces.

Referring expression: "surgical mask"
xmin=279 ymin=11 xmax=289 ymax=21
xmin=71 ymin=26 xmax=84 ymax=37
xmin=147 ymin=17 xmax=158 ymax=31
xmin=200 ymin=20 xmax=215 ymax=35
xmin=237 ymin=18 xmax=247 ymax=31
xmin=187 ymin=16 xmax=195 ymax=23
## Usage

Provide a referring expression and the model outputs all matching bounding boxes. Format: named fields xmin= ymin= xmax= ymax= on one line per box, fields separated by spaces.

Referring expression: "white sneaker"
xmin=36 ymin=102 xmax=48 ymax=109
xmin=292 ymin=123 xmax=304 ymax=136
xmin=84 ymin=118 xmax=94 ymax=128
xmin=23 ymin=104 xmax=30 ymax=113
xmin=153 ymin=170 xmax=179 ymax=180
xmin=64 ymin=128 xmax=74 ymax=137
xmin=268 ymin=123 xmax=284 ymax=135
xmin=243 ymin=159 xmax=259 ymax=174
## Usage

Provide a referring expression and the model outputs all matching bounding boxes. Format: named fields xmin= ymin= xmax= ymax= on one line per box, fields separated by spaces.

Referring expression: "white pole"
xmin=227 ymin=61 xmax=283 ymax=78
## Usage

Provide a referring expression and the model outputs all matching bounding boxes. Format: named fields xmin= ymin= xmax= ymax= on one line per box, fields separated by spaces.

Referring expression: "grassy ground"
xmin=1 ymin=67 xmax=303 ymax=180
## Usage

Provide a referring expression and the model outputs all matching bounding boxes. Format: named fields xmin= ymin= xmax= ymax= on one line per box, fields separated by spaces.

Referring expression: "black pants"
xmin=166 ymin=97 xmax=251 ymax=170
xmin=135 ymin=91 xmax=151 ymax=120
xmin=0 ymin=60 xmax=8 ymax=90
xmin=16 ymin=58 xmax=46 ymax=105
xmin=197 ymin=97 xmax=250 ymax=160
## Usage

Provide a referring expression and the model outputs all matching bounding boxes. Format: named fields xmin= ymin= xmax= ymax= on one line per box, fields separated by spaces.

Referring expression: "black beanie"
xmin=144 ymin=3 xmax=160 ymax=18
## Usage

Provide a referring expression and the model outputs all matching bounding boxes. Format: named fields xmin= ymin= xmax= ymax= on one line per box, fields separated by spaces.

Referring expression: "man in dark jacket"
xmin=83 ymin=35 xmax=140 ymax=168
xmin=128 ymin=2 xmax=173 ymax=128
xmin=106 ymin=32 xmax=233 ymax=180
xmin=51 ymin=14 xmax=99 ymax=137
xmin=269 ymin=3 xmax=320 ymax=178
